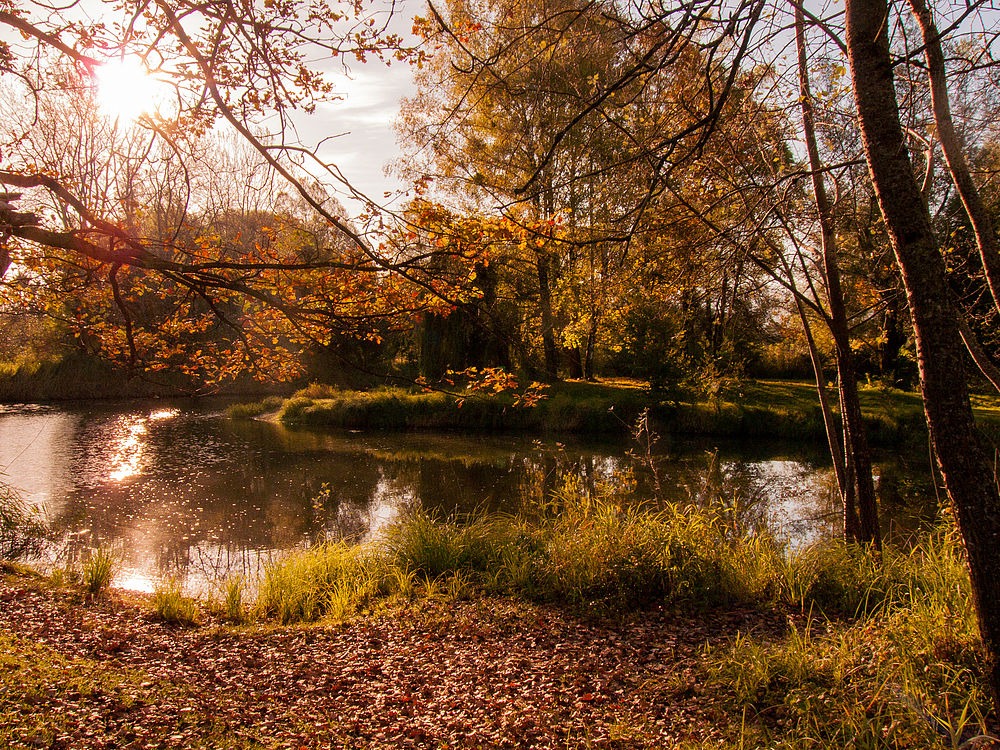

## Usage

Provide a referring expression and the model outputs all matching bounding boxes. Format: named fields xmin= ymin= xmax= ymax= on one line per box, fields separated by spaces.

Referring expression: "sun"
xmin=96 ymin=58 xmax=164 ymax=122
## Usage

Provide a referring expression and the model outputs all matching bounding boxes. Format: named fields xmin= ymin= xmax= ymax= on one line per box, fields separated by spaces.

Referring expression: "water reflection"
xmin=0 ymin=401 xmax=937 ymax=593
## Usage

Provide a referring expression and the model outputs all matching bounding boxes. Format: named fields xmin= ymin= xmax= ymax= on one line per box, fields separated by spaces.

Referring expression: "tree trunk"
xmin=847 ymin=0 xmax=1000 ymax=705
xmin=564 ymin=344 xmax=584 ymax=379
xmin=908 ymin=0 xmax=1000 ymax=315
xmin=796 ymin=6 xmax=880 ymax=548
xmin=790 ymin=275 xmax=855 ymax=534
xmin=584 ymin=316 xmax=598 ymax=381
xmin=536 ymin=252 xmax=559 ymax=381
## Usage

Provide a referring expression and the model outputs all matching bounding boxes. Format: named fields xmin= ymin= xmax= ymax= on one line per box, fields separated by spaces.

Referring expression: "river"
xmin=0 ymin=399 xmax=937 ymax=593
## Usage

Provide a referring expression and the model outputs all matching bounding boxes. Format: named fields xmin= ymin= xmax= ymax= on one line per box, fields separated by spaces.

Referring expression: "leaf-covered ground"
xmin=0 ymin=573 xmax=788 ymax=749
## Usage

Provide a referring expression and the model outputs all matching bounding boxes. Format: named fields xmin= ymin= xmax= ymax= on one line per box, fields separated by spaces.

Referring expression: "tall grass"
xmin=699 ymin=526 xmax=992 ymax=749
xmin=254 ymin=483 xmax=966 ymax=621
xmin=279 ymin=387 xmax=542 ymax=431
xmin=152 ymin=578 xmax=199 ymax=626
xmin=237 ymin=482 xmax=995 ymax=746
xmin=82 ymin=546 xmax=119 ymax=597
xmin=254 ymin=544 xmax=386 ymax=624
xmin=225 ymin=396 xmax=285 ymax=419
xmin=221 ymin=575 xmax=246 ymax=623
xmin=0 ymin=483 xmax=44 ymax=560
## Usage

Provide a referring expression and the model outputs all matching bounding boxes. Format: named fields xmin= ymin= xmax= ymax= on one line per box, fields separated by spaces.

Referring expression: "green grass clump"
xmin=0 ymin=483 xmax=45 ymax=560
xmin=699 ymin=526 xmax=991 ymax=749
xmin=257 ymin=493 xmax=966 ymax=619
xmin=221 ymin=575 xmax=245 ymax=623
xmin=377 ymin=478 xmax=796 ymax=611
xmin=279 ymin=386 xmax=527 ymax=431
xmin=254 ymin=544 xmax=385 ymax=624
xmin=81 ymin=546 xmax=119 ymax=597
xmin=382 ymin=512 xmax=537 ymax=581
xmin=225 ymin=396 xmax=285 ymax=419
xmin=49 ymin=566 xmax=80 ymax=587
xmin=152 ymin=579 xmax=199 ymax=626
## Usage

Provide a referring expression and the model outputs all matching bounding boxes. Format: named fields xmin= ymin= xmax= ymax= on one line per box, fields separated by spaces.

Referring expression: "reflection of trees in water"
xmin=872 ymin=455 xmax=938 ymax=541
xmin=21 ymin=403 xmax=940 ymax=586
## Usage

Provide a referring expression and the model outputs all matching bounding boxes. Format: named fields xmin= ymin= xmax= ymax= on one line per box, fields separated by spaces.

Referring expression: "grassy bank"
xmin=0 ymin=352 xmax=294 ymax=403
xmin=1 ymin=493 xmax=993 ymax=748
xmin=248 ymin=490 xmax=968 ymax=622
xmin=267 ymin=378 xmax=1000 ymax=444
xmin=215 ymin=493 xmax=998 ymax=746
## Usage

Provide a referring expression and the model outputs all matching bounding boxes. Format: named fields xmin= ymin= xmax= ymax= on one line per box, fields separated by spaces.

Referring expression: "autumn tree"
xmin=0 ymin=0 xmax=475 ymax=386
xmin=401 ymin=0 xmax=788 ymax=385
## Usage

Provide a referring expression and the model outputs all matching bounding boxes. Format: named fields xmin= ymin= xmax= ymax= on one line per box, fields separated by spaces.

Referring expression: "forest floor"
xmin=0 ymin=568 xmax=793 ymax=749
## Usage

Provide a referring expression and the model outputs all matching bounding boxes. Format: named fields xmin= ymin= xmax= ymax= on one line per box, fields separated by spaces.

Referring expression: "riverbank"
xmin=1 ymin=503 xmax=996 ymax=748
xmin=1 ymin=570 xmax=775 ymax=749
xmin=0 ymin=542 xmax=993 ymax=749
xmin=259 ymin=379 xmax=1000 ymax=446
xmin=0 ymin=354 xmax=293 ymax=402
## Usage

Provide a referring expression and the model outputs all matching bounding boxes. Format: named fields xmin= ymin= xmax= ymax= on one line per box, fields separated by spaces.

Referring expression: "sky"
xmin=0 ymin=0 xmax=422 ymax=221
xmin=283 ymin=0 xmax=424 ymax=217
xmin=311 ymin=57 xmax=418 ymax=211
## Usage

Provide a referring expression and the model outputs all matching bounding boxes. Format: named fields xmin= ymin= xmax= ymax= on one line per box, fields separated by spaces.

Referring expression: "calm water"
xmin=0 ymin=400 xmax=937 ymax=593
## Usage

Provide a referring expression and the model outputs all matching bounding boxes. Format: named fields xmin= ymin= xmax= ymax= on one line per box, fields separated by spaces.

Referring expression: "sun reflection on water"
xmin=117 ymin=569 xmax=156 ymax=593
xmin=108 ymin=418 xmax=147 ymax=481
xmin=149 ymin=408 xmax=179 ymax=421
xmin=104 ymin=409 xmax=179 ymax=482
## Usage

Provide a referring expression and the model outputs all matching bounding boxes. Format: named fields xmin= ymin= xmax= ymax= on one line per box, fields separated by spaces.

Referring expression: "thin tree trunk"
xmin=584 ymin=316 xmax=597 ymax=381
xmin=536 ymin=252 xmax=559 ymax=381
xmin=847 ymin=0 xmax=1000 ymax=705
xmin=956 ymin=306 xmax=1000 ymax=395
xmin=796 ymin=6 xmax=880 ymax=547
xmin=908 ymin=0 xmax=1000 ymax=315
xmin=792 ymin=277 xmax=856 ymax=534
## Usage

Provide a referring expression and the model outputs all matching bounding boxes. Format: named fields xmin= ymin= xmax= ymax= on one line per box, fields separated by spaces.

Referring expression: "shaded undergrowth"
xmin=698 ymin=525 xmax=991 ymax=748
